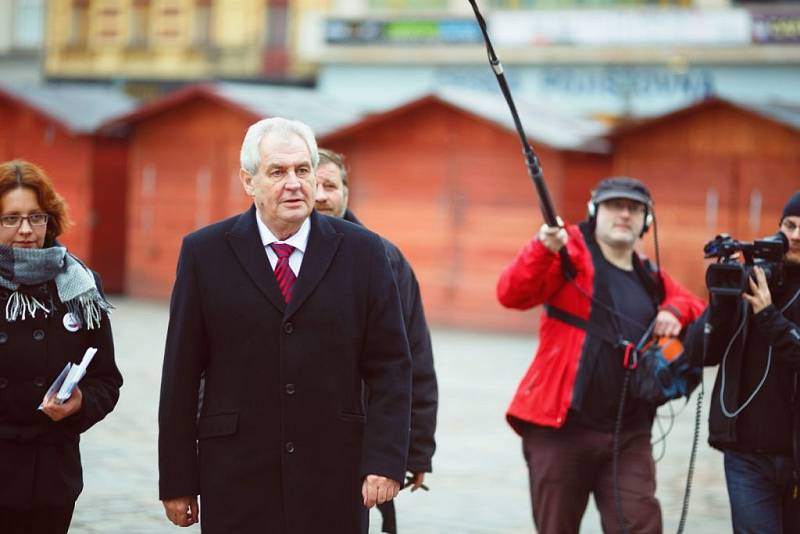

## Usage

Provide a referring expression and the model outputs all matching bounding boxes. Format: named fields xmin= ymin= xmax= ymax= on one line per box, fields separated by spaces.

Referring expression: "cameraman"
xmin=497 ymin=177 xmax=704 ymax=534
xmin=689 ymin=192 xmax=800 ymax=533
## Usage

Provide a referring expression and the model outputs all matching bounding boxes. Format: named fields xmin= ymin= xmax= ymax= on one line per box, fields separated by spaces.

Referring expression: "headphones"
xmin=587 ymin=196 xmax=654 ymax=237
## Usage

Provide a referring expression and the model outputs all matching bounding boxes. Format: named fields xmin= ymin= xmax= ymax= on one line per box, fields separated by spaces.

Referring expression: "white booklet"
xmin=38 ymin=347 xmax=98 ymax=409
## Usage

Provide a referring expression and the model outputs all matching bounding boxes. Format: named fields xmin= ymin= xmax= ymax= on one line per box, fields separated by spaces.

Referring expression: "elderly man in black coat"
xmin=158 ymin=118 xmax=412 ymax=534
xmin=315 ymin=148 xmax=438 ymax=533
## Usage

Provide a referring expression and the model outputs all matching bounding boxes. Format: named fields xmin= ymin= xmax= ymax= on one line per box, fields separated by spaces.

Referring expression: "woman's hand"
xmin=41 ymin=385 xmax=83 ymax=422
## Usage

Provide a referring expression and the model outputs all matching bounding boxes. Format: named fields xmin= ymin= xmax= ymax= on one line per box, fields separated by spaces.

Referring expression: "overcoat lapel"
xmin=226 ymin=205 xmax=286 ymax=314
xmin=286 ymin=210 xmax=342 ymax=318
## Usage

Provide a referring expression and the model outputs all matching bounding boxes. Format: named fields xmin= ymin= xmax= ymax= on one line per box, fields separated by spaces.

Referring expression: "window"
xmin=68 ymin=0 xmax=90 ymax=48
xmin=263 ymin=0 xmax=289 ymax=74
xmin=265 ymin=0 xmax=288 ymax=49
xmin=130 ymin=0 xmax=151 ymax=48
xmin=193 ymin=0 xmax=213 ymax=47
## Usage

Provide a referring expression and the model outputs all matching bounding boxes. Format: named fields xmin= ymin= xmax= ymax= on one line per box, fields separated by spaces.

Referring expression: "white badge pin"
xmin=63 ymin=312 xmax=81 ymax=332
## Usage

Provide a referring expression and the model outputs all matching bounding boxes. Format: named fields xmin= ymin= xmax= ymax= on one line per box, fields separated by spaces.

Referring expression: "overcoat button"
xmin=285 ymin=442 xmax=295 ymax=453
xmin=283 ymin=322 xmax=293 ymax=334
xmin=285 ymin=383 xmax=296 ymax=395
xmin=0 ymin=377 xmax=7 ymax=389
xmin=0 ymin=332 xmax=7 ymax=344
xmin=33 ymin=376 xmax=46 ymax=388
xmin=33 ymin=329 xmax=45 ymax=341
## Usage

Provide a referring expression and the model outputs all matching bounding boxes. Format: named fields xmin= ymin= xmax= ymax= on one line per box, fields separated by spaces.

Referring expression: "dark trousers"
xmin=522 ymin=420 xmax=662 ymax=534
xmin=724 ymin=450 xmax=800 ymax=534
xmin=0 ymin=503 xmax=75 ymax=534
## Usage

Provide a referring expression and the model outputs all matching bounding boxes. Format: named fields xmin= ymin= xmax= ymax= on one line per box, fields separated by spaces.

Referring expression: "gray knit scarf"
xmin=0 ymin=245 xmax=111 ymax=329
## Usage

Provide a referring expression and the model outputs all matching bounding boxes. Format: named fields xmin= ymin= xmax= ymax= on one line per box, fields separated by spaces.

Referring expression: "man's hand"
xmin=537 ymin=223 xmax=568 ymax=254
xmin=162 ymin=496 xmax=200 ymax=527
xmin=41 ymin=385 xmax=82 ymax=422
xmin=653 ymin=310 xmax=682 ymax=338
xmin=361 ymin=474 xmax=400 ymax=508
xmin=407 ymin=472 xmax=426 ymax=492
xmin=743 ymin=266 xmax=772 ymax=314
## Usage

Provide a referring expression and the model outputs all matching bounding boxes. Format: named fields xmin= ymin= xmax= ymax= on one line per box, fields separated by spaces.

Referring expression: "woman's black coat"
xmin=0 ymin=274 xmax=122 ymax=509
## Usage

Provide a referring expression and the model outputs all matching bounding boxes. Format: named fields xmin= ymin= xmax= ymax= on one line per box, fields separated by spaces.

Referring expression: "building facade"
xmin=44 ymin=0 xmax=329 ymax=93
xmin=300 ymin=0 xmax=800 ymax=118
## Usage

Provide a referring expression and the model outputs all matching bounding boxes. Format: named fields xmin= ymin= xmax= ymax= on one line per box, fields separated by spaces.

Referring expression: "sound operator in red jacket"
xmin=497 ymin=177 xmax=704 ymax=534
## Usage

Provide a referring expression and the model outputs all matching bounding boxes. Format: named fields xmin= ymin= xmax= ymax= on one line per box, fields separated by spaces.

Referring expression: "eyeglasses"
xmin=0 ymin=213 xmax=49 ymax=228
xmin=601 ymin=199 xmax=647 ymax=215
xmin=782 ymin=219 xmax=800 ymax=234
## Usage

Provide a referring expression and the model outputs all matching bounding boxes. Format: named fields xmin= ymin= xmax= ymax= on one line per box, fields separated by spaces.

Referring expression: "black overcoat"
xmin=0 ymin=273 xmax=122 ymax=509
xmin=158 ymin=207 xmax=412 ymax=534
xmin=685 ymin=267 xmax=800 ymax=458
xmin=344 ymin=210 xmax=437 ymax=473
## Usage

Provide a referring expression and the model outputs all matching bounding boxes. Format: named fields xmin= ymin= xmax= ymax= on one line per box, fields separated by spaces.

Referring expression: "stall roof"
xmin=735 ymin=100 xmax=800 ymax=131
xmin=322 ymin=87 xmax=611 ymax=153
xmin=0 ymin=82 xmax=136 ymax=134
xmin=101 ymin=82 xmax=369 ymax=137
xmin=609 ymin=96 xmax=800 ymax=137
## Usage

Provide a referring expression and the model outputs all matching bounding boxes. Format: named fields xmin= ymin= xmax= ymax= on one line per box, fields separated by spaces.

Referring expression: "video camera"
xmin=703 ymin=232 xmax=788 ymax=297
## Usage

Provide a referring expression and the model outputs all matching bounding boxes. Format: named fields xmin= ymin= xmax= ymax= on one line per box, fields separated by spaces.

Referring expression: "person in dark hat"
xmin=685 ymin=190 xmax=800 ymax=533
xmin=781 ymin=191 xmax=800 ymax=264
xmin=497 ymin=176 xmax=705 ymax=534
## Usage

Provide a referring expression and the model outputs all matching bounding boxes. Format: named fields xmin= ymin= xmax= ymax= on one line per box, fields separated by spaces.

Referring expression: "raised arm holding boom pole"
xmin=466 ymin=0 xmax=575 ymax=279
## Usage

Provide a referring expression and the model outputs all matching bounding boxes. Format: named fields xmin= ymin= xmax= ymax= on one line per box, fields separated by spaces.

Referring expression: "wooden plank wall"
xmin=323 ymin=102 xmax=612 ymax=333
xmin=612 ymin=103 xmax=800 ymax=299
xmin=0 ymin=98 xmax=95 ymax=263
xmin=125 ymin=98 xmax=256 ymax=298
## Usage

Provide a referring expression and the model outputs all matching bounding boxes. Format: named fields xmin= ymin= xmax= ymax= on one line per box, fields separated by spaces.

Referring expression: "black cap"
xmin=592 ymin=176 xmax=652 ymax=207
xmin=781 ymin=192 xmax=800 ymax=224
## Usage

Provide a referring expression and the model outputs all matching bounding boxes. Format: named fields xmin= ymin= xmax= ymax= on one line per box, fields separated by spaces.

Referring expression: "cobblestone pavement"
xmin=70 ymin=298 xmax=730 ymax=533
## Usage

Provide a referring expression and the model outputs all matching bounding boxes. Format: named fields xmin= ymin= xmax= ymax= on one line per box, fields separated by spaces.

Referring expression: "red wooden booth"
xmin=321 ymin=90 xmax=612 ymax=332
xmin=609 ymin=96 xmax=800 ymax=299
xmin=0 ymin=83 xmax=134 ymax=292
xmin=100 ymin=82 xmax=364 ymax=299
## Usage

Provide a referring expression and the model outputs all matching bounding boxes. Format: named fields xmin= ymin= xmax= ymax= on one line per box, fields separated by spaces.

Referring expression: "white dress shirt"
xmin=255 ymin=211 xmax=311 ymax=277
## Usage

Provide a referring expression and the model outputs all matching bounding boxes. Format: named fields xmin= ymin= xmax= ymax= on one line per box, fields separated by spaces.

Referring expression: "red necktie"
xmin=270 ymin=243 xmax=296 ymax=304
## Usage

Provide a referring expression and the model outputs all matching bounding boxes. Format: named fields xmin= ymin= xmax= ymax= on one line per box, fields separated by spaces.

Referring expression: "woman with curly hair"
xmin=0 ymin=160 xmax=122 ymax=534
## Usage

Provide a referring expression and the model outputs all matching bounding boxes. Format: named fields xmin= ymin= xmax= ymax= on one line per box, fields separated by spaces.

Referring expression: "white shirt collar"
xmin=255 ymin=211 xmax=311 ymax=253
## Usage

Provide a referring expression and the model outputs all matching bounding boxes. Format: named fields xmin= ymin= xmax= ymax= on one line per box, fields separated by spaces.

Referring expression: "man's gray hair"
xmin=240 ymin=117 xmax=319 ymax=175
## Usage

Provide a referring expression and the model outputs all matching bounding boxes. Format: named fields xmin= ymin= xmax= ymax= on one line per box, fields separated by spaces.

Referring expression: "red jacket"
xmin=497 ymin=223 xmax=705 ymax=434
